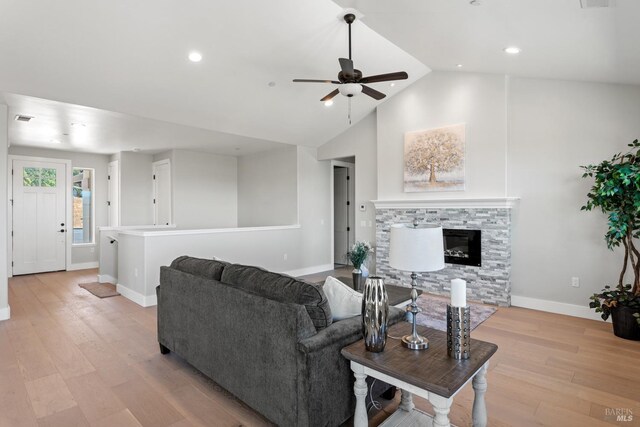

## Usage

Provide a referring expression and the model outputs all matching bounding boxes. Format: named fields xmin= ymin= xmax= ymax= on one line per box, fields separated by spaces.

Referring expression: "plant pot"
xmin=610 ymin=306 xmax=640 ymax=341
xmin=352 ymin=269 xmax=364 ymax=292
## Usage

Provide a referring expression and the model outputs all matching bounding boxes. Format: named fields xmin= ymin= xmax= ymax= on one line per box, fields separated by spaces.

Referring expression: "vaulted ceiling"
xmin=0 ymin=0 xmax=638 ymax=155
xmin=0 ymin=0 xmax=428 ymax=153
xmin=338 ymin=0 xmax=640 ymax=85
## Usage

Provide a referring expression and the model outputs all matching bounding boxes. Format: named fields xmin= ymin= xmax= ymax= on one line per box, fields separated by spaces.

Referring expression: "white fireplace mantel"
xmin=372 ymin=197 xmax=520 ymax=209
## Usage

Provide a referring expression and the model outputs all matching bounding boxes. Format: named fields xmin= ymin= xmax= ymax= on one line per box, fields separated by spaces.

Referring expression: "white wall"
xmin=376 ymin=72 xmax=508 ymax=200
xmin=507 ymin=77 xmax=640 ymax=305
xmin=237 ymin=146 xmax=297 ymax=227
xmin=317 ymin=70 xmax=640 ymax=310
xmin=172 ymin=150 xmax=238 ymax=229
xmin=118 ymin=151 xmax=154 ymax=226
xmin=8 ymin=146 xmax=109 ymax=266
xmin=296 ymin=146 xmax=332 ymax=269
xmin=318 ymin=112 xmax=378 ymax=246
xmin=0 ymin=105 xmax=8 ymax=320
xmin=115 ymin=146 xmax=332 ymax=305
xmin=97 ymin=224 xmax=176 ymax=284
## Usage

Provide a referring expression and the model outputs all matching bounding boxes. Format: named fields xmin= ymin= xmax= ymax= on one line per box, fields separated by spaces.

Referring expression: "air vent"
xmin=14 ymin=114 xmax=34 ymax=122
xmin=580 ymin=0 xmax=615 ymax=8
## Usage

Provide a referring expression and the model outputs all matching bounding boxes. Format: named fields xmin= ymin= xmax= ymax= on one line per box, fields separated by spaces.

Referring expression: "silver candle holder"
xmin=446 ymin=304 xmax=471 ymax=360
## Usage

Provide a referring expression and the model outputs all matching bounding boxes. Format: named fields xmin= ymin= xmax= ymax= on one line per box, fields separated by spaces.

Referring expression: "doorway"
xmin=332 ymin=162 xmax=355 ymax=266
xmin=11 ymin=158 xmax=68 ymax=275
xmin=152 ymin=159 xmax=172 ymax=225
xmin=107 ymin=160 xmax=120 ymax=227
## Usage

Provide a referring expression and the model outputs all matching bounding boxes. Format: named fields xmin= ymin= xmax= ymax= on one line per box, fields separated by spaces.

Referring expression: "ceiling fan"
xmin=293 ymin=12 xmax=408 ymax=103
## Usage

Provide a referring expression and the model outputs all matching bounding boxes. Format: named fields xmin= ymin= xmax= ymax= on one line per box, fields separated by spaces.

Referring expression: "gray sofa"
xmin=157 ymin=256 xmax=404 ymax=427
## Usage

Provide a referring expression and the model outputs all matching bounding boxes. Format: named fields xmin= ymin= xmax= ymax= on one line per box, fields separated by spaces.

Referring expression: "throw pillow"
xmin=323 ymin=276 xmax=362 ymax=321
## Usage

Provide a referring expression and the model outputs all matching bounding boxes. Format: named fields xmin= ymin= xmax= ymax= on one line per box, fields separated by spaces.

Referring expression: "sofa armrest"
xmin=295 ymin=306 xmax=404 ymax=426
xmin=297 ymin=306 xmax=404 ymax=354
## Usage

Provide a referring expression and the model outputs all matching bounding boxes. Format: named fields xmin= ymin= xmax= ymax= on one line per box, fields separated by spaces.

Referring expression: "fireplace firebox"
xmin=443 ymin=229 xmax=481 ymax=267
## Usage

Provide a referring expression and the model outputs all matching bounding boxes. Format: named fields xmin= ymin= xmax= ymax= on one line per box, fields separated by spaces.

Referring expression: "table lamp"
xmin=389 ymin=221 xmax=445 ymax=350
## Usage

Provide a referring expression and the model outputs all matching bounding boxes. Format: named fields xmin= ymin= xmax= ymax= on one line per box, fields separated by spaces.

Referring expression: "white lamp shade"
xmin=389 ymin=224 xmax=445 ymax=272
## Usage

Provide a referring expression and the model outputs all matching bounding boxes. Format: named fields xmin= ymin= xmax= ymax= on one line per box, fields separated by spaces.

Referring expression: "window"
xmin=72 ymin=168 xmax=94 ymax=244
xmin=23 ymin=167 xmax=57 ymax=187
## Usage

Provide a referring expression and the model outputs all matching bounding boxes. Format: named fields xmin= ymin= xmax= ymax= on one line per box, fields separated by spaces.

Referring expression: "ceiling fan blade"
xmin=293 ymin=79 xmax=341 ymax=84
xmin=339 ymin=58 xmax=354 ymax=75
xmin=320 ymin=89 xmax=340 ymax=102
xmin=361 ymin=85 xmax=386 ymax=100
xmin=359 ymin=71 xmax=408 ymax=84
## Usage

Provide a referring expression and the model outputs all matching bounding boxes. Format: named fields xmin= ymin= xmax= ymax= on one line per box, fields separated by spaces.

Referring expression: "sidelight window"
xmin=72 ymin=168 xmax=94 ymax=244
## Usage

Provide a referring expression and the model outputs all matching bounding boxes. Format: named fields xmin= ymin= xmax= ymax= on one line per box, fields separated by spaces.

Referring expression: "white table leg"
xmin=399 ymin=389 xmax=414 ymax=412
xmin=429 ymin=394 xmax=453 ymax=427
xmin=472 ymin=361 xmax=489 ymax=427
xmin=352 ymin=363 xmax=368 ymax=427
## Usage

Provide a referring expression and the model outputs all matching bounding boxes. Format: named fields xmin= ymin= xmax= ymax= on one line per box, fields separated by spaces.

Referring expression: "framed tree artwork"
xmin=403 ymin=124 xmax=465 ymax=192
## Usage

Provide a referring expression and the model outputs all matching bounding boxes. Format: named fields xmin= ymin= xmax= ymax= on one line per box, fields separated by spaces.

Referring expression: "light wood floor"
xmin=1 ymin=269 xmax=639 ymax=427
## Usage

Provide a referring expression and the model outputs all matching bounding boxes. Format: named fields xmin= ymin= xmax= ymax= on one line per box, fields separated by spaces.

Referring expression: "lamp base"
xmin=402 ymin=334 xmax=429 ymax=350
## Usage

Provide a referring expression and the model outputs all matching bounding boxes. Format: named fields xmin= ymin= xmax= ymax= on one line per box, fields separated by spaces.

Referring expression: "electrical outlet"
xmin=571 ymin=277 xmax=580 ymax=288
xmin=283 ymin=253 xmax=288 ymax=261
xmin=134 ymin=268 xmax=138 ymax=278
xmin=320 ymin=219 xmax=324 ymax=225
xmin=90 ymin=247 xmax=95 ymax=253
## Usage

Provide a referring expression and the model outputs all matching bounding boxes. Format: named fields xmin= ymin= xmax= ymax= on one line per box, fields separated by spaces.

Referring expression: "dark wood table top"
xmin=341 ymin=322 xmax=498 ymax=398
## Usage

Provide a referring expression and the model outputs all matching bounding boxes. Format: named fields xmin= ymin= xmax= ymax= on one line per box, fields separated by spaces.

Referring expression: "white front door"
xmin=107 ymin=160 xmax=120 ymax=227
xmin=12 ymin=159 xmax=67 ymax=275
xmin=153 ymin=160 xmax=172 ymax=225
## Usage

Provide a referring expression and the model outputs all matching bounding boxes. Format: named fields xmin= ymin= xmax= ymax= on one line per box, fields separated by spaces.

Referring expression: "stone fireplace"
xmin=374 ymin=199 xmax=516 ymax=306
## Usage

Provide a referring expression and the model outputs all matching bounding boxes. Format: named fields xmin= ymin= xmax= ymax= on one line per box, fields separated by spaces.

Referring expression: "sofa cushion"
xmin=169 ymin=256 xmax=228 ymax=282
xmin=221 ymin=264 xmax=332 ymax=331
xmin=323 ymin=276 xmax=362 ymax=321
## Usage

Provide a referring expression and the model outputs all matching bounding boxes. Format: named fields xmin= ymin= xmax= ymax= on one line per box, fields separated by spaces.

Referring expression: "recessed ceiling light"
xmin=456 ymin=64 xmax=463 ymax=68
xmin=389 ymin=83 xmax=395 ymax=87
xmin=268 ymin=81 xmax=276 ymax=87
xmin=324 ymin=100 xmax=334 ymax=107
xmin=504 ymin=46 xmax=521 ymax=55
xmin=188 ymin=51 xmax=203 ymax=62
xmin=50 ymin=139 xmax=61 ymax=144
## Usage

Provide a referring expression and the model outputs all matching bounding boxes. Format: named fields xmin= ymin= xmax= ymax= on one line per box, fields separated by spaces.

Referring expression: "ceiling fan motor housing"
xmin=339 ymin=83 xmax=362 ymax=97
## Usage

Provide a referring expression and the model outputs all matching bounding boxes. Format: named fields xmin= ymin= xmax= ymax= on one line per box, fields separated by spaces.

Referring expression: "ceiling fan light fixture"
xmin=339 ymin=83 xmax=362 ymax=97
xmin=324 ymin=100 xmax=334 ymax=107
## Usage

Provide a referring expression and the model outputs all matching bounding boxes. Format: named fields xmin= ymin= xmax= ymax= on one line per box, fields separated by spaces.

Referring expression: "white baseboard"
xmin=0 ymin=305 xmax=10 ymax=321
xmin=116 ymin=283 xmax=157 ymax=307
xmin=68 ymin=262 xmax=99 ymax=271
xmin=283 ymin=263 xmax=334 ymax=277
xmin=511 ymin=295 xmax=607 ymax=322
xmin=97 ymin=274 xmax=117 ymax=284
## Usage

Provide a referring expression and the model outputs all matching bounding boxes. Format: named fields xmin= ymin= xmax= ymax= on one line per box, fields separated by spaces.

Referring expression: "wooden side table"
xmin=341 ymin=322 xmax=498 ymax=427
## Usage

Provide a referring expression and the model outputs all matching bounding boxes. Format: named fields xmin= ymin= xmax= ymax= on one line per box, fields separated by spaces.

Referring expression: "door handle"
xmin=59 ymin=229 xmax=66 ymax=233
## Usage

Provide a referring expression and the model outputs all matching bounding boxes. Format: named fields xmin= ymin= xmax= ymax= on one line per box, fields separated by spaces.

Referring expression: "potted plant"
xmin=582 ymin=139 xmax=640 ymax=340
xmin=349 ymin=241 xmax=373 ymax=292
